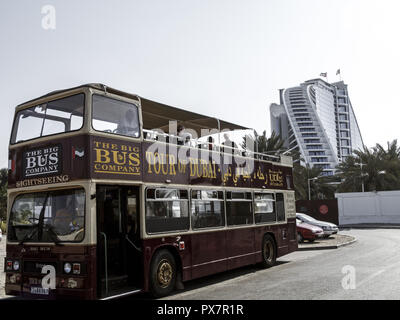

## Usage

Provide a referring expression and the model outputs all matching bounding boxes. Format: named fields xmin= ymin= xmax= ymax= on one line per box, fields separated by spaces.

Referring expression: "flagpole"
xmin=337 ymin=69 xmax=342 ymax=81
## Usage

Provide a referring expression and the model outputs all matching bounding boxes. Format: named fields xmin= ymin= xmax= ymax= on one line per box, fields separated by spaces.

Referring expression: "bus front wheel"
xmin=149 ymin=249 xmax=177 ymax=298
xmin=261 ymin=234 xmax=277 ymax=268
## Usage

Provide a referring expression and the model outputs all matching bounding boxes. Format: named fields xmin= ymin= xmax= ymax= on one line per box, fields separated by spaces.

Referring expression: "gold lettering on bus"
xmin=94 ymin=148 xmax=111 ymax=164
xmin=93 ymin=141 xmax=140 ymax=175
xmin=16 ymin=175 xmax=70 ymax=188
xmin=145 ymin=152 xmax=177 ymax=176
xmin=268 ymin=169 xmax=284 ymax=187
xmin=189 ymin=158 xmax=216 ymax=179
xmin=178 ymin=160 xmax=187 ymax=173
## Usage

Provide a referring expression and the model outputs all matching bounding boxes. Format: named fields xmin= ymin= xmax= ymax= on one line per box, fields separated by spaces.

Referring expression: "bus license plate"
xmin=30 ymin=287 xmax=49 ymax=295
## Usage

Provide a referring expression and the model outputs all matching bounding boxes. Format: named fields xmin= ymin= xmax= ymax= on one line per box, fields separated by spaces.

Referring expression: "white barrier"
xmin=335 ymin=190 xmax=400 ymax=225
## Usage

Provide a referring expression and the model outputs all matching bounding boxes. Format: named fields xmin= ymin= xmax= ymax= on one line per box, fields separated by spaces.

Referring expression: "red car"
xmin=296 ymin=218 xmax=324 ymax=242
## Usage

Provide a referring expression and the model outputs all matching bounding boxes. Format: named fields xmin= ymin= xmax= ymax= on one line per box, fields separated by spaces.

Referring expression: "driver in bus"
xmin=116 ymin=109 xmax=139 ymax=137
xmin=53 ymin=197 xmax=80 ymax=235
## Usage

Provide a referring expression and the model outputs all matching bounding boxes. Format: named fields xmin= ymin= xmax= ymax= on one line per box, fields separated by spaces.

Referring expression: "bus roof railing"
xmin=143 ymin=129 xmax=292 ymax=165
xmin=16 ymin=83 xmax=250 ymax=137
xmin=14 ymin=84 xmax=292 ymax=166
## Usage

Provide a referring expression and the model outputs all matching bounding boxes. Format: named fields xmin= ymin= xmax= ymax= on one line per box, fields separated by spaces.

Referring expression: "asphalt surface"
xmin=161 ymin=229 xmax=400 ymax=300
xmin=1 ymin=229 xmax=399 ymax=300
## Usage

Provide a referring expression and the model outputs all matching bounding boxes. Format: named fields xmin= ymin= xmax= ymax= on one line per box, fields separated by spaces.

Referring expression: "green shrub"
xmin=0 ymin=221 xmax=6 ymax=234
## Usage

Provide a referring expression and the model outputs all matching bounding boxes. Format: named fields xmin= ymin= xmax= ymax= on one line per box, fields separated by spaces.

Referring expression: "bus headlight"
xmin=13 ymin=260 xmax=20 ymax=271
xmin=64 ymin=263 xmax=72 ymax=274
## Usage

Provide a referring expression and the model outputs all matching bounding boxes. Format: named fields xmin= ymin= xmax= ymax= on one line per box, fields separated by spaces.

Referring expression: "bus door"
xmin=275 ymin=193 xmax=289 ymax=253
xmin=96 ymin=185 xmax=142 ymax=298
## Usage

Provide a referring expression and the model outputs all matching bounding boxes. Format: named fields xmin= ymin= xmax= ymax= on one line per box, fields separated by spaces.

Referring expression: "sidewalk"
xmin=297 ymin=234 xmax=356 ymax=251
xmin=0 ymin=238 xmax=8 ymax=298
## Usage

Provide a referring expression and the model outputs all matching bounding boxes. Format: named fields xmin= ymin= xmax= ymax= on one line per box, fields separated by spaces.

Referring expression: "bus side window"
xmin=145 ymin=188 xmax=189 ymax=234
xmin=254 ymin=193 xmax=276 ymax=224
xmin=286 ymin=175 xmax=292 ymax=190
xmin=276 ymin=193 xmax=285 ymax=222
xmin=190 ymin=190 xmax=225 ymax=229
xmin=226 ymin=192 xmax=253 ymax=226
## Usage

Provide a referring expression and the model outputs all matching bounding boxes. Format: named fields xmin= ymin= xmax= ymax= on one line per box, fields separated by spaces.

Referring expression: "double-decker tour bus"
xmin=5 ymin=84 xmax=297 ymax=299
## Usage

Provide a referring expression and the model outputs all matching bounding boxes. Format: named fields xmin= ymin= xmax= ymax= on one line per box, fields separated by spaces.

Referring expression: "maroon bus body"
xmin=6 ymin=131 xmax=297 ymax=299
xmin=5 ymin=244 xmax=97 ymax=299
xmin=141 ymin=221 xmax=297 ymax=292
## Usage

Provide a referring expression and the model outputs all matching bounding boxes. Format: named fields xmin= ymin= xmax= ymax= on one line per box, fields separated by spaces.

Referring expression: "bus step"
xmin=101 ymin=287 xmax=142 ymax=300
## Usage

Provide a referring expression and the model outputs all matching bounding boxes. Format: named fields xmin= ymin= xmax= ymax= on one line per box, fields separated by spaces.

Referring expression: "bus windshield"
xmin=11 ymin=93 xmax=85 ymax=144
xmin=8 ymin=188 xmax=85 ymax=243
xmin=92 ymin=94 xmax=140 ymax=138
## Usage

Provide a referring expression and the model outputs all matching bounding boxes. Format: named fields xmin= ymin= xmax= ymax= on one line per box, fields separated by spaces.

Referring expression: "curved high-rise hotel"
xmin=270 ymin=79 xmax=363 ymax=176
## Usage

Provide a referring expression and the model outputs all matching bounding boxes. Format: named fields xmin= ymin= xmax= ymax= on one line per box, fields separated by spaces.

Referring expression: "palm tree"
xmin=373 ymin=140 xmax=400 ymax=188
xmin=374 ymin=140 xmax=400 ymax=160
xmin=336 ymin=141 xmax=400 ymax=193
xmin=241 ymin=130 xmax=336 ymax=199
xmin=241 ymin=130 xmax=285 ymax=155
xmin=293 ymin=164 xmax=336 ymax=200
xmin=335 ymin=156 xmax=363 ymax=193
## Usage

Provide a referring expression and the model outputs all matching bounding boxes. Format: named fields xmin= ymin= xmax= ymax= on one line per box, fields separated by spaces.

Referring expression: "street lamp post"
xmin=356 ymin=161 xmax=386 ymax=193
xmin=355 ymin=162 xmax=366 ymax=192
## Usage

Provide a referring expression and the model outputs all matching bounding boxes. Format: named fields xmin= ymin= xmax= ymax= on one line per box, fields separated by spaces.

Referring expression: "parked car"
xmin=296 ymin=213 xmax=339 ymax=238
xmin=296 ymin=218 xmax=324 ymax=243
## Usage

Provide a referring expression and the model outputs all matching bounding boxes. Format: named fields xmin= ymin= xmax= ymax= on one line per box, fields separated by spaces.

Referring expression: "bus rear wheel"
xmin=261 ymin=234 xmax=276 ymax=268
xmin=149 ymin=249 xmax=177 ymax=298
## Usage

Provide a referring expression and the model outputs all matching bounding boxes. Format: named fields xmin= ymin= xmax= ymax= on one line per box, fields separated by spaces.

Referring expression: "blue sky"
xmin=1 ymin=0 xmax=400 ymax=167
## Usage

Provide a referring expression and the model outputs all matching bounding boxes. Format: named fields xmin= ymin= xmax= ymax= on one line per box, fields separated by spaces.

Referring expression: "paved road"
xmin=161 ymin=229 xmax=400 ymax=300
xmin=1 ymin=229 xmax=399 ymax=300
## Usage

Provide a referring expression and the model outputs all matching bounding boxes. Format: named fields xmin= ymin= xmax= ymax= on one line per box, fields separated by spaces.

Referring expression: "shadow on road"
xmin=125 ymin=261 xmax=290 ymax=300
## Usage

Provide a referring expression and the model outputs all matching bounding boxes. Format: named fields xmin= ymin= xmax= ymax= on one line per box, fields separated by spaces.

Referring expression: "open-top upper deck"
xmin=8 ymin=84 xmax=293 ymax=191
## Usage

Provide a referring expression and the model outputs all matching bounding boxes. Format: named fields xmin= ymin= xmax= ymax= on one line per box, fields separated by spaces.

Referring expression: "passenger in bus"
xmin=208 ymin=136 xmax=216 ymax=151
xmin=221 ymin=133 xmax=238 ymax=155
xmin=177 ymin=124 xmax=193 ymax=146
xmin=116 ymin=109 xmax=139 ymax=137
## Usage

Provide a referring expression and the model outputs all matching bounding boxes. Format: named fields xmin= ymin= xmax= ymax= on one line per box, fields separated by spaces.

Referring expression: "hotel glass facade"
xmin=270 ymin=79 xmax=364 ymax=176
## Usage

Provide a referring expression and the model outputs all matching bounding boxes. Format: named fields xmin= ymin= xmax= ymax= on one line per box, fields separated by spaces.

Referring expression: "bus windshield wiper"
xmin=37 ymin=193 xmax=50 ymax=241
xmin=44 ymin=224 xmax=64 ymax=246
xmin=19 ymin=193 xmax=50 ymax=245
xmin=19 ymin=227 xmax=38 ymax=245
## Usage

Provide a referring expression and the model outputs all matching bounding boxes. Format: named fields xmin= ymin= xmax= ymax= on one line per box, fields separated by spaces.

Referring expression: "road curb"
xmin=297 ymin=237 xmax=357 ymax=251
xmin=336 ymin=238 xmax=357 ymax=248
